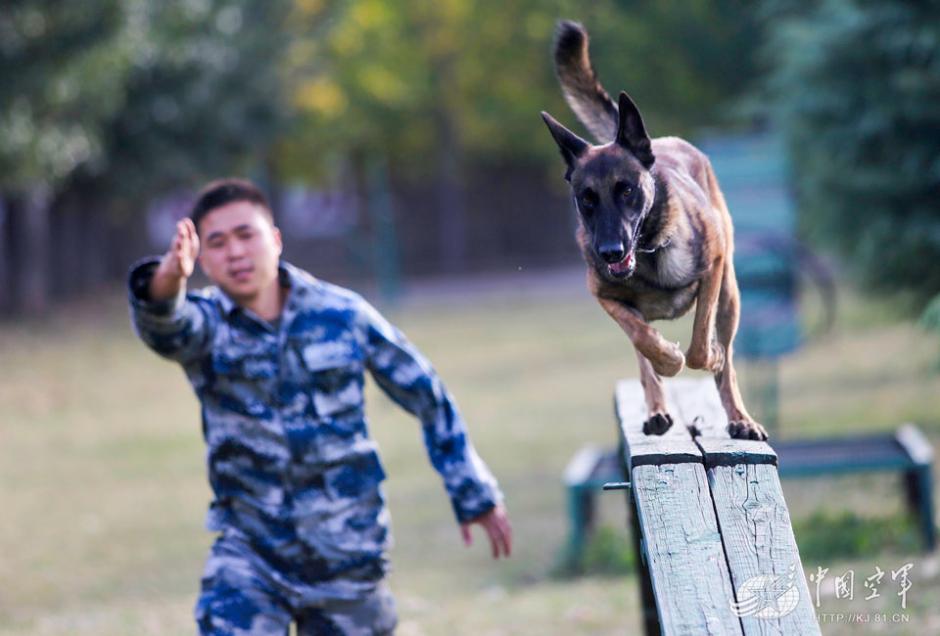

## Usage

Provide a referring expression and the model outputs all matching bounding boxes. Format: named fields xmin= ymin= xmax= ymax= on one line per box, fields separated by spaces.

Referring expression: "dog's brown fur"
xmin=542 ymin=21 xmax=766 ymax=440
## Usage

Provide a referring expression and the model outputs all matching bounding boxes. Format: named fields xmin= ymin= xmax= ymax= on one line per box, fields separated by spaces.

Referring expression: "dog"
xmin=540 ymin=20 xmax=767 ymax=440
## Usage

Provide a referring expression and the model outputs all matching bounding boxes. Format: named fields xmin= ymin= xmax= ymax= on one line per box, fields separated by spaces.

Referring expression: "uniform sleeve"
xmin=127 ymin=257 xmax=217 ymax=364
xmin=359 ymin=300 xmax=503 ymax=523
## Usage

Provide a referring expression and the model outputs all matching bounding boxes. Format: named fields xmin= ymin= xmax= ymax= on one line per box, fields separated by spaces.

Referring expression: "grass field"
xmin=1 ymin=272 xmax=938 ymax=635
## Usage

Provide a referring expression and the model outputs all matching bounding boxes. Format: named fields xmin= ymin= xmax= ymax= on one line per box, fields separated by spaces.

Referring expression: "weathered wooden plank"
xmin=615 ymin=379 xmax=701 ymax=472
xmin=632 ymin=462 xmax=744 ymax=635
xmin=666 ymin=378 xmax=776 ymax=466
xmin=664 ymin=377 xmax=727 ymax=436
xmin=707 ymin=464 xmax=820 ymax=635
xmin=663 ymin=378 xmax=818 ymax=633
xmin=615 ymin=378 xmax=819 ymax=634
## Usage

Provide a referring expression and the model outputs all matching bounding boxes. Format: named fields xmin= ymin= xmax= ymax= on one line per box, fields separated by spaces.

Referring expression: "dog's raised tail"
xmin=553 ymin=20 xmax=618 ymax=144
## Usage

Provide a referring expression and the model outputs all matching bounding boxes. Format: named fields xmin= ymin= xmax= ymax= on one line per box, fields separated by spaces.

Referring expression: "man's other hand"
xmin=151 ymin=218 xmax=199 ymax=301
xmin=460 ymin=504 xmax=512 ymax=559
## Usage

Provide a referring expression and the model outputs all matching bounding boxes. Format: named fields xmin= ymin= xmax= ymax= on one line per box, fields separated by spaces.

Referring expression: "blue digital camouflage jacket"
xmin=128 ymin=259 xmax=502 ymax=599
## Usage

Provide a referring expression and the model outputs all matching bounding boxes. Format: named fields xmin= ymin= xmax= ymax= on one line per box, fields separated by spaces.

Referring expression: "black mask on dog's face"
xmin=541 ymin=92 xmax=656 ymax=279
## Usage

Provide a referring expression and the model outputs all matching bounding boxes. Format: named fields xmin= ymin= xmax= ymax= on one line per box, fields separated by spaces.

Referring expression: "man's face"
xmin=196 ymin=201 xmax=283 ymax=303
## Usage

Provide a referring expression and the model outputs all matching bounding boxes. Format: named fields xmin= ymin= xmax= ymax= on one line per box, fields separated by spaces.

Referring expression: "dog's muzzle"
xmin=607 ymin=251 xmax=635 ymax=278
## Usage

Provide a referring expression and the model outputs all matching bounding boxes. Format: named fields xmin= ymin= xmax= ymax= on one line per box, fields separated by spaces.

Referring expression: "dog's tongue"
xmin=609 ymin=252 xmax=634 ymax=274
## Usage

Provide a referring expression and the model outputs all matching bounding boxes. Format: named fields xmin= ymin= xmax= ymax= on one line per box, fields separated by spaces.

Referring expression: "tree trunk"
xmin=436 ymin=112 xmax=466 ymax=274
xmin=75 ymin=203 xmax=108 ymax=292
xmin=7 ymin=188 xmax=52 ymax=317
xmin=50 ymin=192 xmax=82 ymax=301
xmin=432 ymin=53 xmax=467 ymax=274
xmin=107 ymin=208 xmax=150 ymax=283
xmin=0 ymin=196 xmax=10 ymax=315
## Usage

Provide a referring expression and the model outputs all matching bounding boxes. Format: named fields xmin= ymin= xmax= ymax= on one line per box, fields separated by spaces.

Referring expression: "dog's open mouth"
xmin=608 ymin=252 xmax=635 ymax=278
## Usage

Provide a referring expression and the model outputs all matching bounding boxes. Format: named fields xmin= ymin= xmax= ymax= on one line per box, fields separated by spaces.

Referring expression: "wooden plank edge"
xmin=896 ymin=423 xmax=934 ymax=466
xmin=695 ymin=438 xmax=778 ymax=468
xmin=629 ymin=450 xmax=703 ymax=469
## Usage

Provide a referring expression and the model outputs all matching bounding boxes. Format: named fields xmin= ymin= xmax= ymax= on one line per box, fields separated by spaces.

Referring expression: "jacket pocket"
xmin=299 ymin=341 xmax=364 ymax=419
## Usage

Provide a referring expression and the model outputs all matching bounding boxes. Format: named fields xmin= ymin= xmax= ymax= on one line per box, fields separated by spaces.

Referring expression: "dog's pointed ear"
xmin=541 ymin=111 xmax=589 ymax=181
xmin=616 ymin=92 xmax=654 ymax=168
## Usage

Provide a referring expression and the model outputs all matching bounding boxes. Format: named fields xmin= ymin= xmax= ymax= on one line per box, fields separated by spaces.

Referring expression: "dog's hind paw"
xmin=727 ymin=420 xmax=769 ymax=441
xmin=643 ymin=412 xmax=674 ymax=436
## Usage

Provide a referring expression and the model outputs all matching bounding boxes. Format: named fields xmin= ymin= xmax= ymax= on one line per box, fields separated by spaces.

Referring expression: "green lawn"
xmin=1 ymin=278 xmax=938 ymax=635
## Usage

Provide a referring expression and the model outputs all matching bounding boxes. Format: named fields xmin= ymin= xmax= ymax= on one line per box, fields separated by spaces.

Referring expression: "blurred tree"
xmin=0 ymin=0 xmax=131 ymax=314
xmin=64 ymin=0 xmax=292 ymax=298
xmin=763 ymin=0 xmax=940 ymax=311
xmin=86 ymin=0 xmax=292 ymax=199
xmin=281 ymin=0 xmax=764 ymax=270
xmin=0 ymin=1 xmax=130 ymax=190
xmin=0 ymin=0 xmax=292 ymax=315
xmin=283 ymin=0 xmax=764 ymax=168
xmin=0 ymin=0 xmax=767 ymax=311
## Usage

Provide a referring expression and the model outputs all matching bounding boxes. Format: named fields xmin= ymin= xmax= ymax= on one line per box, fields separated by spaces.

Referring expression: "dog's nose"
xmin=598 ymin=242 xmax=626 ymax=264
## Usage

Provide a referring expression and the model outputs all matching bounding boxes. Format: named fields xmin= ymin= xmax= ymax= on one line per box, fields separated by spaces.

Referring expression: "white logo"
xmin=730 ymin=564 xmax=801 ymax=619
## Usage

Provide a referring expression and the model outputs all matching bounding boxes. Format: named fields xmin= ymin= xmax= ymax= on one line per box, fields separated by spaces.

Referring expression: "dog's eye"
xmin=620 ymin=183 xmax=634 ymax=198
xmin=578 ymin=190 xmax=597 ymax=213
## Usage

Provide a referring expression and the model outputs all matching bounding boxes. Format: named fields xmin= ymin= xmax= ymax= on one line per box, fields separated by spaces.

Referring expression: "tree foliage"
xmin=279 ymin=0 xmax=764 ymax=180
xmin=81 ymin=0 xmax=293 ymax=201
xmin=1 ymin=0 xmax=766 ymax=192
xmin=0 ymin=0 xmax=769 ymax=312
xmin=765 ymin=0 xmax=940 ymax=308
xmin=0 ymin=0 xmax=131 ymax=191
xmin=0 ymin=0 xmax=291 ymax=200
xmin=0 ymin=0 xmax=293 ymax=315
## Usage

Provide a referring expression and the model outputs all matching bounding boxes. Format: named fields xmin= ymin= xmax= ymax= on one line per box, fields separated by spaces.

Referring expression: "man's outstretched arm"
xmin=360 ymin=301 xmax=512 ymax=559
xmin=129 ymin=218 xmax=215 ymax=363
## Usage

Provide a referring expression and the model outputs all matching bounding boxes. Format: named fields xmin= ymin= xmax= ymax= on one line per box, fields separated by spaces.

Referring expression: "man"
xmin=128 ymin=178 xmax=512 ymax=635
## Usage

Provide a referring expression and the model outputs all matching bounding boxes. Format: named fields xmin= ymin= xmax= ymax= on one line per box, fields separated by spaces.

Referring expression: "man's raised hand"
xmin=150 ymin=218 xmax=200 ymax=301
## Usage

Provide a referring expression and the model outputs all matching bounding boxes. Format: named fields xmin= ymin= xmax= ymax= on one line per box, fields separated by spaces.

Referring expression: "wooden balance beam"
xmin=614 ymin=377 xmax=821 ymax=635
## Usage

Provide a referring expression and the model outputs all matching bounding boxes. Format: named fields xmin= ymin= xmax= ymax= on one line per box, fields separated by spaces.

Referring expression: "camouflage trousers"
xmin=195 ymin=530 xmax=398 ymax=635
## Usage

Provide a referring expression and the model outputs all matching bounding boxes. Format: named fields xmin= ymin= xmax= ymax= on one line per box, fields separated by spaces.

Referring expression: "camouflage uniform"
xmin=128 ymin=259 xmax=503 ymax=635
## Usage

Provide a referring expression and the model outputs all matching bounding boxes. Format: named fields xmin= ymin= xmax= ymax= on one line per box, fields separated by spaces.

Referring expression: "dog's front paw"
xmin=728 ymin=420 xmax=769 ymax=441
xmin=650 ymin=341 xmax=685 ymax=377
xmin=643 ymin=412 xmax=673 ymax=436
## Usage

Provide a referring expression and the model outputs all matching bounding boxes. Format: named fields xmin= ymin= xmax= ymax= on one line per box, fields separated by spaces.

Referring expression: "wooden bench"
xmin=774 ymin=426 xmax=936 ymax=551
xmin=614 ymin=377 xmax=820 ymax=635
xmin=562 ymin=444 xmax=626 ymax=568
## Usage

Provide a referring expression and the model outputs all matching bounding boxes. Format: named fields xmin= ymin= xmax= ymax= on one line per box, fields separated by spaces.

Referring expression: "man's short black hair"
xmin=190 ymin=178 xmax=272 ymax=231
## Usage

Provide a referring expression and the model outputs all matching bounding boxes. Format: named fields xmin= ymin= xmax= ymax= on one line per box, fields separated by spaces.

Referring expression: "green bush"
xmin=765 ymin=0 xmax=940 ymax=311
xmin=792 ymin=510 xmax=922 ymax=561
xmin=554 ymin=525 xmax=636 ymax=578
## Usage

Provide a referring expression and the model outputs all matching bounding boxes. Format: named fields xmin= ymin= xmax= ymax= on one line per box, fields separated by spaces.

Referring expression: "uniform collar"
xmin=215 ymin=261 xmax=317 ymax=319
